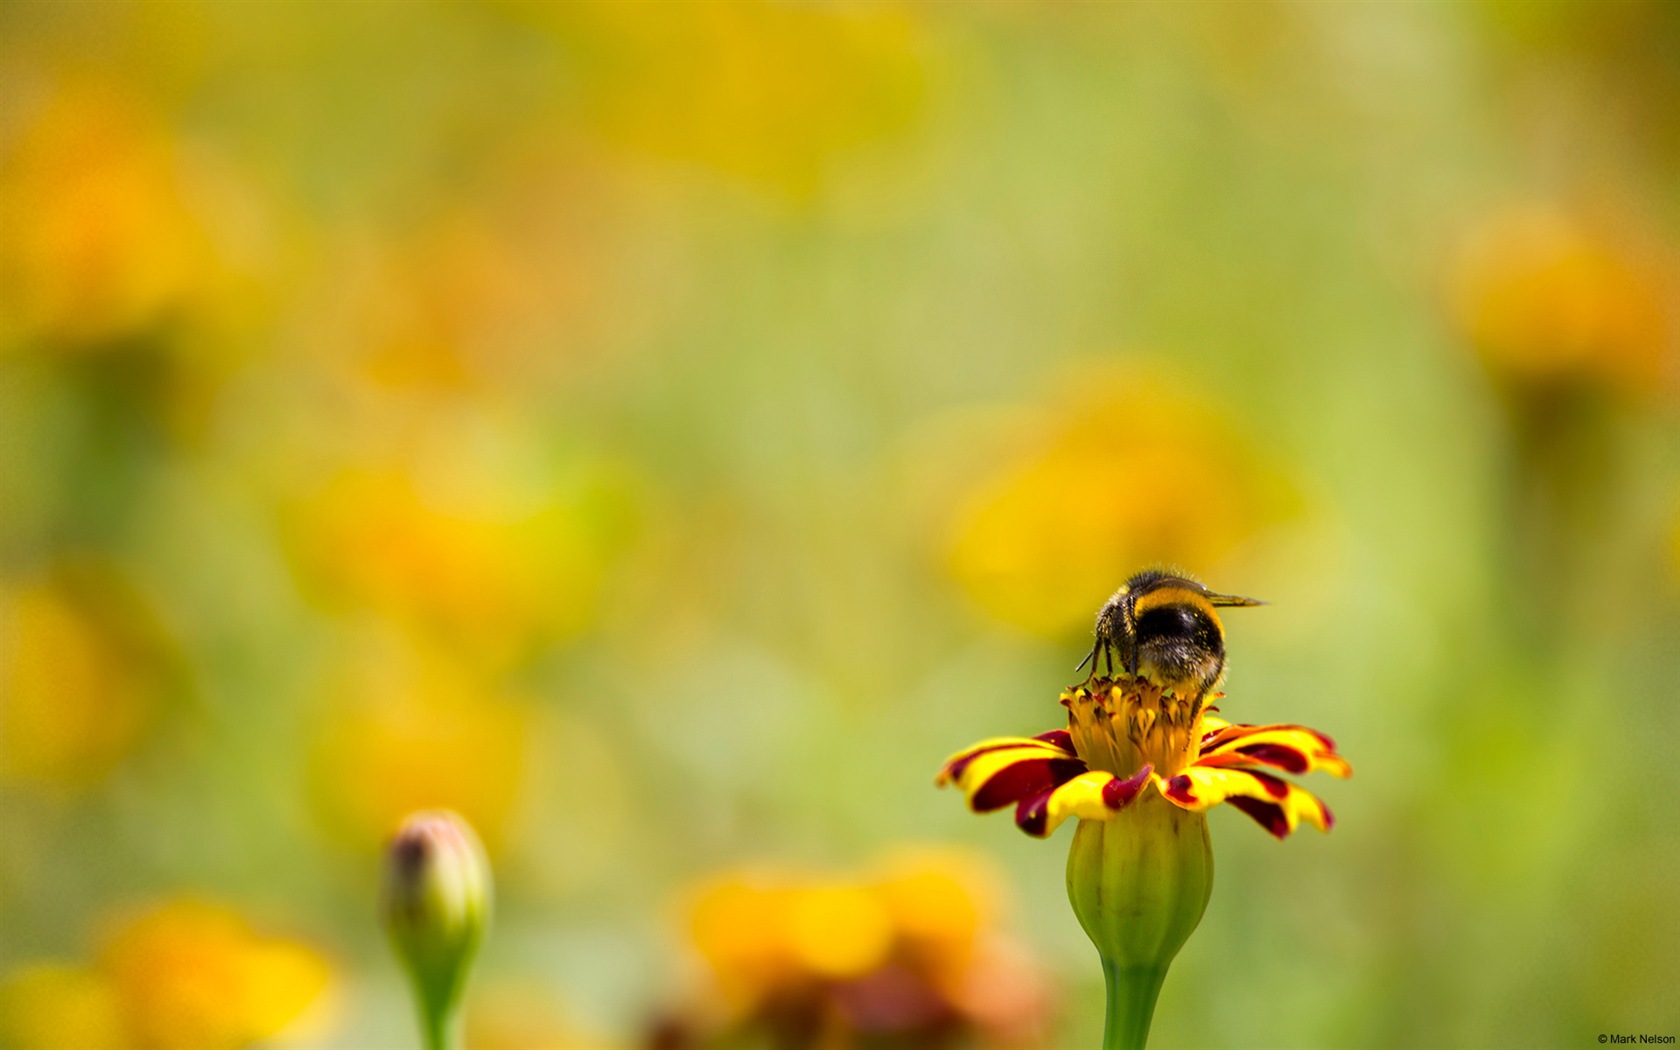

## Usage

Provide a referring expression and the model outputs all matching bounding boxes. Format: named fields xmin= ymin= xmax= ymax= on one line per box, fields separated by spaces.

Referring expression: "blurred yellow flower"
xmin=0 ymin=82 xmax=214 ymax=346
xmin=287 ymin=462 xmax=633 ymax=662
xmin=0 ymin=567 xmax=170 ymax=790
xmin=0 ymin=901 xmax=330 ymax=1050
xmin=783 ymin=885 xmax=895 ymax=981
xmin=944 ymin=368 xmax=1296 ymax=636
xmin=0 ymin=964 xmax=128 ymax=1050
xmin=540 ymin=0 xmax=927 ymax=197
xmin=99 ymin=901 xmax=330 ymax=1050
xmin=676 ymin=851 xmax=1047 ymax=1047
xmin=1452 ymin=203 xmax=1673 ymax=396
xmin=688 ymin=877 xmax=896 ymax=1006
xmin=309 ymin=635 xmax=532 ymax=854
xmin=874 ymin=852 xmax=989 ymax=994
xmin=687 ymin=878 xmax=793 ymax=1010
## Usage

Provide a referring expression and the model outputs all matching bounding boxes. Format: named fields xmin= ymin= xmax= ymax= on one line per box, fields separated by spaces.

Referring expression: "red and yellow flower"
xmin=937 ymin=677 xmax=1349 ymax=841
xmin=938 ymin=672 xmax=1349 ymax=1050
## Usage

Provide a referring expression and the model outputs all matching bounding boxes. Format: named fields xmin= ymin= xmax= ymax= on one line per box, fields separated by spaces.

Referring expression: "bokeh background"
xmin=3 ymin=2 xmax=1680 ymax=1048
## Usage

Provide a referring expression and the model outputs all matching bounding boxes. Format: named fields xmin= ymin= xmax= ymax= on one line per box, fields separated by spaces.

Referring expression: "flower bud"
xmin=1065 ymin=796 xmax=1212 ymax=1050
xmin=381 ymin=811 xmax=491 ymax=1050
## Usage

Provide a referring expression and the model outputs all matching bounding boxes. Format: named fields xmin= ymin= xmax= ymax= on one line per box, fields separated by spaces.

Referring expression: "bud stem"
xmin=420 ymin=1003 xmax=458 ymax=1050
xmin=1065 ymin=802 xmax=1213 ymax=1050
xmin=1102 ymin=958 xmax=1167 ymax=1050
xmin=382 ymin=811 xmax=491 ymax=1050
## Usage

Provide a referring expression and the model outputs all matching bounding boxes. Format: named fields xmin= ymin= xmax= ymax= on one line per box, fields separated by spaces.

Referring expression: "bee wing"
xmin=1204 ymin=592 xmax=1265 ymax=607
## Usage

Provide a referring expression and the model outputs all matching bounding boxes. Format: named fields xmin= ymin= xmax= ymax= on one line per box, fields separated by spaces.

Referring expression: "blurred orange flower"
xmin=0 ymin=900 xmax=331 ymax=1050
xmin=670 ymin=850 xmax=1049 ymax=1048
xmin=0 ymin=82 xmax=216 ymax=347
xmin=1452 ymin=203 xmax=1675 ymax=397
xmin=943 ymin=367 xmax=1297 ymax=636
xmin=0 ymin=566 xmax=173 ymax=791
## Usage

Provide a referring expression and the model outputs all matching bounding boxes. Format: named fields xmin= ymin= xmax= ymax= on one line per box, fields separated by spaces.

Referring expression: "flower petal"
xmin=936 ymin=737 xmax=1087 ymax=813
xmin=936 ymin=732 xmax=1078 ymax=783
xmin=1197 ymin=723 xmax=1351 ymax=778
xmin=1156 ymin=766 xmax=1333 ymax=839
xmin=1034 ymin=728 xmax=1075 ymax=752
xmin=1013 ymin=765 xmax=1153 ymax=838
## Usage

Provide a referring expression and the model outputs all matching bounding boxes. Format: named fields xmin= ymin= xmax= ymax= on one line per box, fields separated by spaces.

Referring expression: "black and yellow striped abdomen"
xmin=1085 ymin=569 xmax=1262 ymax=703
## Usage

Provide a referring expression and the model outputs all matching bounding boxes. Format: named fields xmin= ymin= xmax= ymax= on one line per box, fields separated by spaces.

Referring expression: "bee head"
xmin=1084 ymin=569 xmax=1263 ymax=698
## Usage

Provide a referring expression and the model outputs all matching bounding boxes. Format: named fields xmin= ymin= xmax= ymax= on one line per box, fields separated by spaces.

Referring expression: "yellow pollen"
xmin=1061 ymin=676 xmax=1206 ymax=777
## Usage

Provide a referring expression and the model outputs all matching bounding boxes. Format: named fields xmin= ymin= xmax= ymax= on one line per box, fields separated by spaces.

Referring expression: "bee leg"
xmin=1075 ymin=644 xmax=1097 ymax=676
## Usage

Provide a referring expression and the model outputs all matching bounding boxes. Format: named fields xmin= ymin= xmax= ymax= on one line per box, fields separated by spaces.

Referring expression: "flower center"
xmin=1061 ymin=676 xmax=1204 ymax=777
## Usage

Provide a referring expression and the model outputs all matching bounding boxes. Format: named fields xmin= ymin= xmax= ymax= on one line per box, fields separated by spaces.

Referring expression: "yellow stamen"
xmin=1063 ymin=677 xmax=1206 ymax=778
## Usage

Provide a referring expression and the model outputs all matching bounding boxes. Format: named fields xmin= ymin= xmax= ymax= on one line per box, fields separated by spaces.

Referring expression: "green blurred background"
xmin=3 ymin=2 xmax=1679 ymax=1048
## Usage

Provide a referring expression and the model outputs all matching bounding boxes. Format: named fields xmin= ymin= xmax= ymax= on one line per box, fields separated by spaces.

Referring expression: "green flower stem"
xmin=1102 ymin=957 xmax=1167 ymax=1050
xmin=419 ymin=1001 xmax=457 ymax=1050
xmin=1067 ymin=800 xmax=1214 ymax=1050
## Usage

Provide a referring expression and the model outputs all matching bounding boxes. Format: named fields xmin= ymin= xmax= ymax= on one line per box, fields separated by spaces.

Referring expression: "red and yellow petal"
xmin=936 ymin=733 xmax=1077 ymax=784
xmin=935 ymin=733 xmax=1086 ymax=814
xmin=1014 ymin=764 xmax=1153 ymax=838
xmin=937 ymin=730 xmax=1078 ymax=778
xmin=1156 ymin=766 xmax=1333 ymax=839
xmin=1197 ymin=723 xmax=1351 ymax=779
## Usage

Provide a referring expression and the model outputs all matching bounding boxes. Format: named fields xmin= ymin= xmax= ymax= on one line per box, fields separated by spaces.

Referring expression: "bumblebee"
xmin=1077 ymin=568 xmax=1263 ymax=701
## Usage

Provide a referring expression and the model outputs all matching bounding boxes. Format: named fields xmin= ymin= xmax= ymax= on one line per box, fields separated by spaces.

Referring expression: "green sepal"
xmin=1066 ymin=796 xmax=1213 ymax=1050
